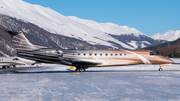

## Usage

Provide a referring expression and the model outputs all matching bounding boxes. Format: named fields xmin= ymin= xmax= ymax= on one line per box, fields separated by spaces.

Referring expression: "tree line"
xmin=143 ymin=38 xmax=180 ymax=58
xmin=154 ymin=45 xmax=180 ymax=57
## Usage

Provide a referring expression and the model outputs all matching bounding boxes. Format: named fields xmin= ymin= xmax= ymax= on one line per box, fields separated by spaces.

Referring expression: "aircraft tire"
xmin=75 ymin=68 xmax=81 ymax=72
xmin=2 ymin=66 xmax=6 ymax=69
xmin=83 ymin=68 xmax=86 ymax=71
xmin=158 ymin=68 xmax=163 ymax=71
xmin=75 ymin=67 xmax=85 ymax=72
xmin=79 ymin=68 xmax=85 ymax=72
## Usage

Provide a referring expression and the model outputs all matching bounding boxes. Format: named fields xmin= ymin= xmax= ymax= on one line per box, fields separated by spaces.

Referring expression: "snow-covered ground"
xmin=0 ymin=58 xmax=180 ymax=101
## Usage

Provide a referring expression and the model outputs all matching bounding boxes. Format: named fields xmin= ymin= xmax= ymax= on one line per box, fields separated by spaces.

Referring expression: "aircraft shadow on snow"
xmin=1 ymin=68 xmax=180 ymax=74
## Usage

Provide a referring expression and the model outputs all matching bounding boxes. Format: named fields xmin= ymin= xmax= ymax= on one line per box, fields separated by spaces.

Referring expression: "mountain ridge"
xmin=0 ymin=0 xmax=165 ymax=50
xmin=151 ymin=30 xmax=180 ymax=41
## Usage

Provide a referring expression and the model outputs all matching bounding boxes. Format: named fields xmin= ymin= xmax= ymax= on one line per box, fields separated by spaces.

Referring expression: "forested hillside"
xmin=144 ymin=38 xmax=180 ymax=57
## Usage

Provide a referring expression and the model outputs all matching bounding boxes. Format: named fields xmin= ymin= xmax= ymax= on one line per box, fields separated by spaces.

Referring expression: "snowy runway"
xmin=0 ymin=59 xmax=180 ymax=101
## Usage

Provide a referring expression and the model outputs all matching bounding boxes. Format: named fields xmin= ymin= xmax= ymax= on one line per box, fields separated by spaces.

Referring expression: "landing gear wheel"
xmin=2 ymin=66 xmax=6 ymax=69
xmin=75 ymin=67 xmax=86 ymax=72
xmin=79 ymin=68 xmax=85 ymax=72
xmin=75 ymin=68 xmax=80 ymax=72
xmin=159 ymin=68 xmax=163 ymax=71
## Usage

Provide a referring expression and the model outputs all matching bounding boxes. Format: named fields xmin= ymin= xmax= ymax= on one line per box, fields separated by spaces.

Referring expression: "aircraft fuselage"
xmin=17 ymin=49 xmax=174 ymax=68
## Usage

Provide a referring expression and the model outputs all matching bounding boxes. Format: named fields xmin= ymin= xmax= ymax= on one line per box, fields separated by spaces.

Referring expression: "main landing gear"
xmin=75 ymin=66 xmax=88 ymax=72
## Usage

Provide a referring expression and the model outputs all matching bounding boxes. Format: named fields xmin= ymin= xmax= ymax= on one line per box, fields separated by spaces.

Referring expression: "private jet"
xmin=0 ymin=57 xmax=25 ymax=69
xmin=7 ymin=31 xmax=175 ymax=72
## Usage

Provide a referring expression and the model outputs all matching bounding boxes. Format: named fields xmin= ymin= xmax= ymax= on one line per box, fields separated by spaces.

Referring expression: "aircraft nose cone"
xmin=167 ymin=58 xmax=175 ymax=64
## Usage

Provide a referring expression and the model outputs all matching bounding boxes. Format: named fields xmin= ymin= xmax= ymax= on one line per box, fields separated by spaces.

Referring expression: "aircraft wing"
xmin=65 ymin=59 xmax=101 ymax=67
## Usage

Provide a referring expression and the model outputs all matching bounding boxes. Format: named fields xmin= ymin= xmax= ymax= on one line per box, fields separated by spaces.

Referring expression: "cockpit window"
xmin=154 ymin=52 xmax=158 ymax=55
xmin=150 ymin=52 xmax=158 ymax=56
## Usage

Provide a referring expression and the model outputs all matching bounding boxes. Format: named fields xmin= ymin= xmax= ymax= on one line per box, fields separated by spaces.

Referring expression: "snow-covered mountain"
xmin=152 ymin=30 xmax=180 ymax=41
xmin=68 ymin=16 xmax=143 ymax=36
xmin=0 ymin=0 xmax=163 ymax=50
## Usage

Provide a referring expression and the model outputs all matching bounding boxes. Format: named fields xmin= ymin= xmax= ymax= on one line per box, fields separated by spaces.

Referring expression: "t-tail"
xmin=7 ymin=31 xmax=46 ymax=52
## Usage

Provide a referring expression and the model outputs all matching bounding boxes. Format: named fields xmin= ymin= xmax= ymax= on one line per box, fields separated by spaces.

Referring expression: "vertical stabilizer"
xmin=7 ymin=31 xmax=46 ymax=52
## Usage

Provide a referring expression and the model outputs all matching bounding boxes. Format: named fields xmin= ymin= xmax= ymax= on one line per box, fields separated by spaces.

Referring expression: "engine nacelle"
xmin=34 ymin=48 xmax=63 ymax=57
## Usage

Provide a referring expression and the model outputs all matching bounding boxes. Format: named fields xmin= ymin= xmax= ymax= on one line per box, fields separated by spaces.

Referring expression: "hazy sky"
xmin=23 ymin=0 xmax=180 ymax=36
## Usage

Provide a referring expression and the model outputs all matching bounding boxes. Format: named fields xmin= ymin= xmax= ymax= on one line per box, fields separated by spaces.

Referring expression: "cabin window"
xmin=84 ymin=53 xmax=86 ymax=56
xmin=73 ymin=53 xmax=75 ymax=55
xmin=111 ymin=54 xmax=113 ymax=56
xmin=120 ymin=54 xmax=122 ymax=56
xmin=105 ymin=54 xmax=108 ymax=56
xmin=150 ymin=52 xmax=158 ymax=56
xmin=95 ymin=53 xmax=97 ymax=56
xmin=100 ymin=54 xmax=102 ymax=56
xmin=78 ymin=53 xmax=80 ymax=55
xmin=124 ymin=54 xmax=127 ymax=56
xmin=89 ymin=53 xmax=92 ymax=56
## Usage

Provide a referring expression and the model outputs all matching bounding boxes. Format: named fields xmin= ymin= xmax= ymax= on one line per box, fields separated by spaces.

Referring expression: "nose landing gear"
xmin=158 ymin=68 xmax=163 ymax=71
xmin=158 ymin=66 xmax=163 ymax=71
